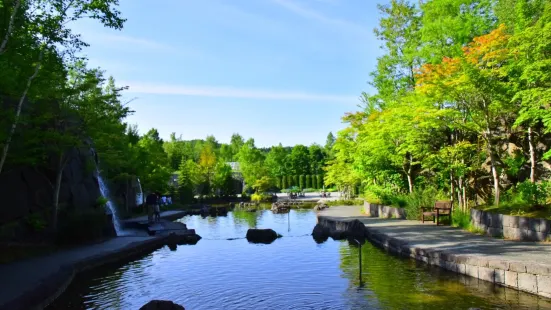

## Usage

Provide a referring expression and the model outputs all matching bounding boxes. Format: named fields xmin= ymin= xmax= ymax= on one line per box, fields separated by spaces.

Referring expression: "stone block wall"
xmin=470 ymin=209 xmax=551 ymax=242
xmin=363 ymin=201 xmax=407 ymax=219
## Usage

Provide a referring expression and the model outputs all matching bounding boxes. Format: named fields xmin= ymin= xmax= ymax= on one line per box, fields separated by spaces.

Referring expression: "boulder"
xmin=314 ymin=203 xmax=328 ymax=211
xmin=246 ymin=228 xmax=281 ymax=244
xmin=311 ymin=224 xmax=330 ymax=243
xmin=139 ymin=300 xmax=185 ymax=310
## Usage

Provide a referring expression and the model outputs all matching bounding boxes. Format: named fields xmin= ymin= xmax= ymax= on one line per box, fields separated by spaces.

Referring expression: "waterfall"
xmin=97 ymin=171 xmax=124 ymax=236
xmin=136 ymin=177 xmax=144 ymax=206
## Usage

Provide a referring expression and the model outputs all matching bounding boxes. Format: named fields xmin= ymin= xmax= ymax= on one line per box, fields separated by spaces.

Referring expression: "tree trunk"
xmin=462 ymin=182 xmax=467 ymax=211
xmin=406 ymin=153 xmax=414 ymax=193
xmin=449 ymin=172 xmax=455 ymax=203
xmin=0 ymin=49 xmax=44 ymax=174
xmin=528 ymin=126 xmax=536 ymax=183
xmin=490 ymin=156 xmax=500 ymax=206
xmin=0 ymin=0 xmax=21 ymax=55
xmin=457 ymin=176 xmax=463 ymax=211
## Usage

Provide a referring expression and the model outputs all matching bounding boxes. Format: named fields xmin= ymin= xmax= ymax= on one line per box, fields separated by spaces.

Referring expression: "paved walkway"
xmin=319 ymin=206 xmax=551 ymax=266
xmin=0 ymin=236 xmax=154 ymax=309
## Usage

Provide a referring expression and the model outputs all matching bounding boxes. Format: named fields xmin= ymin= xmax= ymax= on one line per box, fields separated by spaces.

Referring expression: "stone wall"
xmin=362 ymin=201 xmax=407 ymax=219
xmin=470 ymin=209 xmax=551 ymax=242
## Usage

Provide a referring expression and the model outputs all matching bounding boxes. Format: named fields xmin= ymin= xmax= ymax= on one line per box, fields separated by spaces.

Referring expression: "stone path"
xmin=0 ymin=236 xmax=154 ymax=310
xmin=318 ymin=206 xmax=551 ymax=298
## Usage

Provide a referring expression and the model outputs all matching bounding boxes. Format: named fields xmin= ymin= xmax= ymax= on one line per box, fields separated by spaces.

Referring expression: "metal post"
xmin=288 ymin=211 xmax=290 ymax=232
xmin=355 ymin=239 xmax=362 ymax=285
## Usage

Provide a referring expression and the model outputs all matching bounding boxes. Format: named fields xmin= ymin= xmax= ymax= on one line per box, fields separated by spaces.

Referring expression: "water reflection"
xmin=48 ymin=210 xmax=551 ymax=310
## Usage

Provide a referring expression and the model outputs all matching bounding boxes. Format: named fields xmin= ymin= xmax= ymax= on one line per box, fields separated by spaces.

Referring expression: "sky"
xmin=71 ymin=0 xmax=389 ymax=147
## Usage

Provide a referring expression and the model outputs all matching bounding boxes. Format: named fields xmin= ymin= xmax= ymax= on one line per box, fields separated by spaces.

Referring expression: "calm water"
xmin=49 ymin=209 xmax=551 ymax=310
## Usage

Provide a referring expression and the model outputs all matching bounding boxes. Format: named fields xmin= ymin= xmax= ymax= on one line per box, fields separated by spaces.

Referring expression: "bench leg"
xmin=436 ymin=209 xmax=439 ymax=226
xmin=422 ymin=214 xmax=424 ymax=223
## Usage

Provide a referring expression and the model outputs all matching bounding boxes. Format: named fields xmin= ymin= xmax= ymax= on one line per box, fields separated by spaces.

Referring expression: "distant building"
xmin=227 ymin=162 xmax=240 ymax=172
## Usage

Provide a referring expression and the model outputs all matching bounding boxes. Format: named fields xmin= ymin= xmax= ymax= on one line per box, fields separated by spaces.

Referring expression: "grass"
xmin=474 ymin=203 xmax=551 ymax=219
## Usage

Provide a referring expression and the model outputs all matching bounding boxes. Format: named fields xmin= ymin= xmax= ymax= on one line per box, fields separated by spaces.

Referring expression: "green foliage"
xmin=96 ymin=196 xmax=109 ymax=208
xmin=299 ymin=175 xmax=305 ymax=190
xmin=326 ymin=199 xmax=364 ymax=206
xmin=252 ymin=176 xmax=273 ymax=193
xmin=511 ymin=181 xmax=551 ymax=207
xmin=451 ymin=208 xmax=472 ymax=230
xmin=281 ymin=176 xmax=287 ymax=189
xmin=324 ymin=0 xmax=551 ymax=210
xmin=251 ymin=193 xmax=271 ymax=202
xmin=25 ymin=213 xmax=47 ymax=232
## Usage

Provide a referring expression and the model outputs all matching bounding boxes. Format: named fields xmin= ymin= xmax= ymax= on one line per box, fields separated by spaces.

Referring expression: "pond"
xmin=49 ymin=209 xmax=551 ymax=310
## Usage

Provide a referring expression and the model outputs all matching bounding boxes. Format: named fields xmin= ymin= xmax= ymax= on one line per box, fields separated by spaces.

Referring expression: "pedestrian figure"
xmin=145 ymin=192 xmax=157 ymax=224
xmin=154 ymin=192 xmax=161 ymax=222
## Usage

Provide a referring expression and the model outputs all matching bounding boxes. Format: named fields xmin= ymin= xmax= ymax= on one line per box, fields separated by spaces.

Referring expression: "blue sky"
xmin=72 ymin=0 xmax=388 ymax=147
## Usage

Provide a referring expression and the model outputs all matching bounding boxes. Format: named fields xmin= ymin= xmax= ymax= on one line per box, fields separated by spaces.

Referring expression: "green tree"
xmin=0 ymin=0 xmax=126 ymax=174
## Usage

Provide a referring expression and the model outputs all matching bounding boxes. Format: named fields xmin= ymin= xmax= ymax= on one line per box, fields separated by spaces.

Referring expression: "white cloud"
xmin=120 ymin=81 xmax=357 ymax=103
xmin=83 ymin=32 xmax=174 ymax=51
xmin=270 ymin=0 xmax=365 ymax=34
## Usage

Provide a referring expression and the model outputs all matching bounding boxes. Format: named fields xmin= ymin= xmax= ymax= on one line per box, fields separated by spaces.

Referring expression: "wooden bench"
xmin=421 ymin=201 xmax=452 ymax=225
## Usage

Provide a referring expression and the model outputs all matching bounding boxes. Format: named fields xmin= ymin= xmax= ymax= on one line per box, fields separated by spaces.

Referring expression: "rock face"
xmin=139 ymin=300 xmax=185 ymax=310
xmin=246 ymin=228 xmax=281 ymax=244
xmin=314 ymin=203 xmax=328 ymax=211
xmin=0 ymin=143 xmax=102 ymax=226
xmin=312 ymin=218 xmax=367 ymax=242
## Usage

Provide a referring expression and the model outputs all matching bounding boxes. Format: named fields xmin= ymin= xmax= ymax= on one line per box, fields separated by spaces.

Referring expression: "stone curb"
xmin=0 ymin=235 xmax=177 ymax=310
xmin=318 ymin=216 xmax=551 ymax=299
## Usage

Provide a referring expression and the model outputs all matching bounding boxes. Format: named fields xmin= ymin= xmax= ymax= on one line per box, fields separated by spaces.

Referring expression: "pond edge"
xmin=316 ymin=215 xmax=551 ymax=299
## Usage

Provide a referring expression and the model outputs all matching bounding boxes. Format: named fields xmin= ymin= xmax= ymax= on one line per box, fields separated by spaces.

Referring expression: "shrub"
xmin=402 ymin=187 xmax=448 ymax=220
xmin=282 ymin=176 xmax=287 ymax=189
xmin=326 ymin=199 xmax=363 ymax=206
xmin=326 ymin=187 xmax=337 ymax=192
xmin=303 ymin=188 xmax=317 ymax=193
xmin=306 ymin=175 xmax=311 ymax=188
xmin=515 ymin=180 xmax=551 ymax=207
xmin=299 ymin=175 xmax=305 ymax=190
xmin=96 ymin=196 xmax=109 ymax=207
xmin=452 ymin=208 xmax=471 ymax=229
xmin=251 ymin=193 xmax=271 ymax=202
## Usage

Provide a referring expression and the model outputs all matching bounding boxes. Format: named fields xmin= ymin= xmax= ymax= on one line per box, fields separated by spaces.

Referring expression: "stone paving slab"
xmin=0 ymin=236 xmax=157 ymax=310
xmin=318 ymin=206 xmax=551 ymax=298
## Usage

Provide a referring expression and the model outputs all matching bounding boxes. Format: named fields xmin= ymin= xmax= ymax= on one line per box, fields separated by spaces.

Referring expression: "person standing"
xmin=145 ymin=192 xmax=157 ymax=224
xmin=154 ymin=192 xmax=161 ymax=222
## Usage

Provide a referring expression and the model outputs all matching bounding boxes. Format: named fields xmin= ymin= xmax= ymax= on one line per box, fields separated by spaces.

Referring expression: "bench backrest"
xmin=434 ymin=201 xmax=452 ymax=210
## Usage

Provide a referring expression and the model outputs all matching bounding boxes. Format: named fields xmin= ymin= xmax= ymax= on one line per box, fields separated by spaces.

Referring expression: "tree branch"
xmin=0 ymin=0 xmax=22 ymax=55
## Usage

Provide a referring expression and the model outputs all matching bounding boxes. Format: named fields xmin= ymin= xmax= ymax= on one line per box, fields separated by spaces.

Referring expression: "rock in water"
xmin=311 ymin=223 xmax=330 ymax=243
xmin=139 ymin=300 xmax=185 ymax=310
xmin=246 ymin=228 xmax=281 ymax=244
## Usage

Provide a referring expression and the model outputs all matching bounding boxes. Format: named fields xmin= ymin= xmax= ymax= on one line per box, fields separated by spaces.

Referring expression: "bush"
xmin=251 ymin=193 xmax=272 ymax=202
xmin=326 ymin=187 xmax=337 ymax=192
xmin=452 ymin=208 xmax=471 ymax=229
xmin=303 ymin=188 xmax=317 ymax=193
xmin=515 ymin=180 xmax=551 ymax=207
xmin=326 ymin=199 xmax=363 ymax=206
